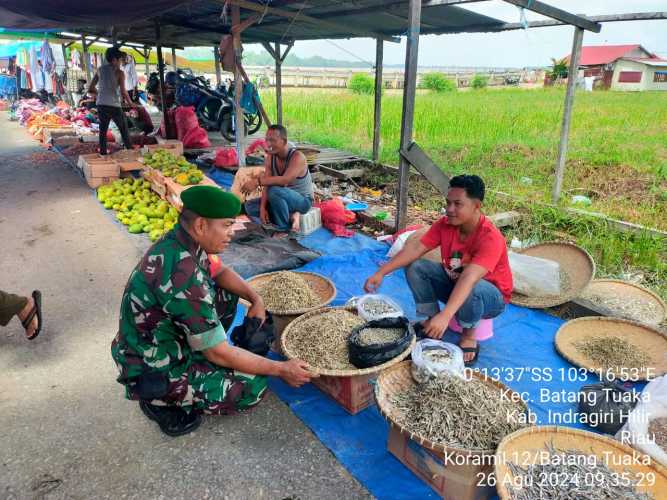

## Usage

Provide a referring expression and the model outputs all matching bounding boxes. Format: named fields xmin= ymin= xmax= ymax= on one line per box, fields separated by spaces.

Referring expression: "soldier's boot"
xmin=139 ymin=401 xmax=201 ymax=437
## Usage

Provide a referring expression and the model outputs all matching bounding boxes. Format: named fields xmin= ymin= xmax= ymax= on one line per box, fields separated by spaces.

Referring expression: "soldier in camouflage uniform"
xmin=111 ymin=186 xmax=314 ymax=436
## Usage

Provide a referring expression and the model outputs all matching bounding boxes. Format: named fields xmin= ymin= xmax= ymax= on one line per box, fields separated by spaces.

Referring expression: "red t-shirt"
xmin=420 ymin=214 xmax=513 ymax=303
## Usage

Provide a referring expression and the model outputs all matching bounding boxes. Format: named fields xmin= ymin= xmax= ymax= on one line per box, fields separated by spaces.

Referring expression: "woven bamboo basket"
xmin=555 ymin=316 xmax=667 ymax=380
xmin=581 ymin=279 xmax=667 ymax=326
xmin=246 ymin=271 xmax=336 ymax=340
xmin=495 ymin=426 xmax=667 ymax=500
xmin=374 ymin=361 xmax=529 ymax=457
xmin=511 ymin=241 xmax=595 ymax=309
xmin=280 ymin=307 xmax=415 ymax=376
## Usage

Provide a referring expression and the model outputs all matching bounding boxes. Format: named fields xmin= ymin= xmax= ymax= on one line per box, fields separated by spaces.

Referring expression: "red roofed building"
xmin=560 ymin=44 xmax=667 ymax=90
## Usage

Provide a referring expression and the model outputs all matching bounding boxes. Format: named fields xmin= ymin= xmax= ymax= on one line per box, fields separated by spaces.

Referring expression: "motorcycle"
xmin=173 ymin=69 xmax=262 ymax=141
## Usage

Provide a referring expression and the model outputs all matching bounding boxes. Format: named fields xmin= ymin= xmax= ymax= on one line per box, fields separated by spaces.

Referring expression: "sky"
xmin=239 ymin=0 xmax=667 ymax=68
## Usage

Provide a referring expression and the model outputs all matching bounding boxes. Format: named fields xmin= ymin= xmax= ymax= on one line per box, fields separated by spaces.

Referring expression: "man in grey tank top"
xmin=244 ymin=125 xmax=314 ymax=234
xmin=87 ymin=47 xmax=134 ymax=155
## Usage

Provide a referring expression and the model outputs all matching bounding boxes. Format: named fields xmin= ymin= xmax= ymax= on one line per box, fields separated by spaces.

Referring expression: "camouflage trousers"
xmin=149 ymin=358 xmax=268 ymax=415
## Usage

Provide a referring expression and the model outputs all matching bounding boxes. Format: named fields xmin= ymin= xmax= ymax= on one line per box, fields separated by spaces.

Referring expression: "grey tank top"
xmin=96 ymin=64 xmax=121 ymax=107
xmin=271 ymin=148 xmax=314 ymax=199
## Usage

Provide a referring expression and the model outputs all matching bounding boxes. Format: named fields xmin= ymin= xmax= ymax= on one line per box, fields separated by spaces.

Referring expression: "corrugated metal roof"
xmin=622 ymin=57 xmax=667 ymax=67
xmin=1 ymin=1 xmax=508 ymax=47
xmin=564 ymin=44 xmax=654 ymax=66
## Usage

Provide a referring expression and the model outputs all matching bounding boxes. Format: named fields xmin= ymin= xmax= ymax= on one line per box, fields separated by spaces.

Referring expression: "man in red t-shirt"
xmin=364 ymin=175 xmax=512 ymax=364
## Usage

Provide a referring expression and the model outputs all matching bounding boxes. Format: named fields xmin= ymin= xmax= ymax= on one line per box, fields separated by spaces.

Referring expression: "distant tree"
xmin=348 ymin=73 xmax=375 ymax=95
xmin=420 ymin=72 xmax=457 ymax=92
xmin=549 ymin=58 xmax=569 ymax=81
xmin=471 ymin=74 xmax=489 ymax=89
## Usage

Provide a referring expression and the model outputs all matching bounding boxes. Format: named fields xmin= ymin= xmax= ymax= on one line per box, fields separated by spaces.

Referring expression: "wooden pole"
xmin=232 ymin=5 xmax=246 ymax=166
xmin=396 ymin=0 xmax=421 ymax=230
xmin=171 ymin=47 xmax=177 ymax=70
xmin=275 ymin=42 xmax=283 ymax=125
xmin=213 ymin=45 xmax=222 ymax=86
xmin=372 ymin=38 xmax=384 ymax=162
xmin=552 ymin=27 xmax=584 ymax=203
xmin=81 ymin=35 xmax=92 ymax=82
xmin=143 ymin=46 xmax=150 ymax=77
xmin=155 ymin=22 xmax=169 ymax=138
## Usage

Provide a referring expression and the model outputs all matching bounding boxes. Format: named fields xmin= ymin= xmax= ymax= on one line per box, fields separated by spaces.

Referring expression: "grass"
xmin=260 ymin=87 xmax=667 ymax=301
xmin=261 ymin=87 xmax=667 ymax=230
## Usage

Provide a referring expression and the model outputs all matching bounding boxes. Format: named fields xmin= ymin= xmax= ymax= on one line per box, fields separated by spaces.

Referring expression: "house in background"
xmin=563 ymin=44 xmax=667 ymax=91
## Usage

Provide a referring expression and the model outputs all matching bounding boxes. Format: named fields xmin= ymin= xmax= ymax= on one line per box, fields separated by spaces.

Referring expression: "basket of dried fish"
xmin=280 ymin=307 xmax=415 ymax=376
xmin=511 ymin=242 xmax=595 ymax=309
xmin=375 ymin=361 xmax=529 ymax=456
xmin=247 ymin=271 xmax=336 ymax=338
xmin=495 ymin=426 xmax=667 ymax=500
xmin=348 ymin=317 xmax=415 ymax=369
xmin=580 ymin=279 xmax=666 ymax=326
xmin=555 ymin=316 xmax=667 ymax=381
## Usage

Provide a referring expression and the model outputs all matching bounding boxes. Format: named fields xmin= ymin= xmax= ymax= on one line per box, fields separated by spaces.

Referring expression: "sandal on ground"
xmin=139 ymin=401 xmax=201 ymax=437
xmin=22 ymin=290 xmax=42 ymax=340
xmin=461 ymin=343 xmax=480 ymax=366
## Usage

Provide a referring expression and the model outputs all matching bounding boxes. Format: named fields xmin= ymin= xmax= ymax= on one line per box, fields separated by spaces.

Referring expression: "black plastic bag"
xmin=578 ymin=381 xmax=638 ymax=434
xmin=230 ymin=313 xmax=275 ymax=356
xmin=348 ymin=317 xmax=414 ymax=369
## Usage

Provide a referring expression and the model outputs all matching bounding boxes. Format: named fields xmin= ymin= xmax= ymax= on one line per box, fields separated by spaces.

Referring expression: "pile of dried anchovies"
xmin=360 ymin=298 xmax=399 ymax=316
xmin=254 ymin=271 xmax=320 ymax=311
xmin=574 ymin=336 xmax=651 ymax=371
xmin=286 ymin=309 xmax=365 ymax=370
xmin=508 ymin=443 xmax=654 ymax=500
xmin=357 ymin=327 xmax=404 ymax=346
xmin=581 ymin=290 xmax=662 ymax=324
xmin=649 ymin=417 xmax=667 ymax=452
xmin=388 ymin=374 xmax=526 ymax=450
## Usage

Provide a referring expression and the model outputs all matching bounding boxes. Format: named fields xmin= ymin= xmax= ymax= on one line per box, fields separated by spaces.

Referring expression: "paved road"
xmin=0 ymin=115 xmax=370 ymax=500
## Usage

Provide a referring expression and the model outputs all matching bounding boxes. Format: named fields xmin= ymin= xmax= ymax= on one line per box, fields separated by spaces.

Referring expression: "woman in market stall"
xmin=87 ymin=47 xmax=135 ymax=155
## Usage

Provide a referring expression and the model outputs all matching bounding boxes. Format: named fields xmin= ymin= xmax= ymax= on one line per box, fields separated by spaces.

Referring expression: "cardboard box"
xmin=42 ymin=127 xmax=74 ymax=143
xmin=111 ymin=149 xmax=142 ymax=162
xmin=387 ymin=426 xmax=496 ymax=500
xmin=84 ymin=175 xmax=119 ymax=189
xmin=118 ymin=161 xmax=144 ymax=173
xmin=84 ymin=161 xmax=120 ymax=180
xmin=144 ymin=140 xmax=184 ymax=157
xmin=311 ymin=373 xmax=376 ymax=415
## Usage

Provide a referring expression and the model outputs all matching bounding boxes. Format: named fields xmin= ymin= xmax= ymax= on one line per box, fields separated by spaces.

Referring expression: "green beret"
xmin=181 ymin=185 xmax=241 ymax=219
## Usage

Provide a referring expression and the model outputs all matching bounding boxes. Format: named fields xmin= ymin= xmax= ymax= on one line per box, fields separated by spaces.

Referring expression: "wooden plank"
xmin=399 ymin=142 xmax=450 ymax=195
xmin=317 ymin=165 xmax=364 ymax=182
xmin=275 ymin=42 xmax=282 ymax=125
xmin=228 ymin=0 xmax=400 ymax=42
xmin=502 ymin=0 xmax=601 ymax=32
xmin=213 ymin=45 xmax=221 ymax=85
xmin=143 ymin=46 xmax=150 ymax=77
xmin=171 ymin=47 xmax=177 ymax=69
xmin=154 ymin=22 xmax=169 ymax=138
xmin=232 ymin=5 xmax=246 ymax=167
xmin=552 ymin=27 xmax=583 ymax=203
xmin=396 ymin=0 xmax=421 ymax=231
xmin=372 ymin=38 xmax=383 ymax=162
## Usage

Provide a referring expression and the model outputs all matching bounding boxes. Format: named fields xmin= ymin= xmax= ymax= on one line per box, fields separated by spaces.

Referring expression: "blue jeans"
xmin=405 ymin=259 xmax=505 ymax=328
xmin=245 ymin=186 xmax=312 ymax=231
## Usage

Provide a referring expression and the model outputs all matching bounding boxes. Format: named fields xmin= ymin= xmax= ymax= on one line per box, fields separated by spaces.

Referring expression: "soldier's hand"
xmin=279 ymin=359 xmax=317 ymax=388
xmin=247 ymin=299 xmax=266 ymax=325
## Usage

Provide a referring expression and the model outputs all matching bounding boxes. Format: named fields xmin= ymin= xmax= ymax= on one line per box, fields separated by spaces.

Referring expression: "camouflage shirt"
xmin=111 ymin=224 xmax=226 ymax=395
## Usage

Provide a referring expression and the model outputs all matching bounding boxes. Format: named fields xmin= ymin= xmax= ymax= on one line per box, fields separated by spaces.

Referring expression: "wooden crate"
xmin=387 ymin=426 xmax=496 ymax=500
xmin=144 ymin=140 xmax=184 ymax=157
xmin=164 ymin=176 xmax=219 ymax=211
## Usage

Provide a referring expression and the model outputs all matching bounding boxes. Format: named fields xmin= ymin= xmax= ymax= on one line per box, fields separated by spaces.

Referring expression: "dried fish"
xmin=581 ymin=289 xmax=662 ymax=324
xmin=575 ymin=336 xmax=651 ymax=372
xmin=360 ymin=298 xmax=399 ymax=317
xmin=254 ymin=271 xmax=320 ymax=311
xmin=649 ymin=417 xmax=667 ymax=452
xmin=388 ymin=373 xmax=526 ymax=450
xmin=508 ymin=443 xmax=654 ymax=500
xmin=357 ymin=327 xmax=404 ymax=346
xmin=286 ymin=310 xmax=365 ymax=370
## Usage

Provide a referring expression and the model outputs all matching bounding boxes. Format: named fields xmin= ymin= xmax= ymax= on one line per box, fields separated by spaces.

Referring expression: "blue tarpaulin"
xmin=236 ymin=228 xmax=637 ymax=499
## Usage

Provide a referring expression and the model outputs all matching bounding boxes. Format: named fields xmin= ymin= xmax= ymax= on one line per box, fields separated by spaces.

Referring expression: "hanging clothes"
xmin=71 ymin=49 xmax=81 ymax=70
xmin=29 ymin=46 xmax=44 ymax=91
xmin=41 ymin=41 xmax=55 ymax=74
xmin=123 ymin=55 xmax=139 ymax=91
